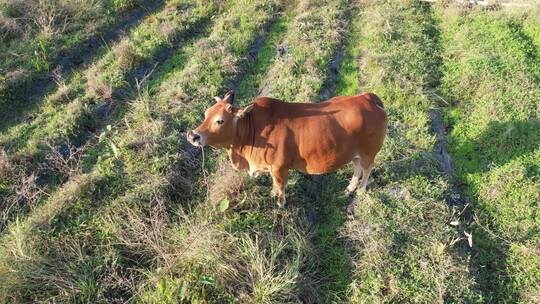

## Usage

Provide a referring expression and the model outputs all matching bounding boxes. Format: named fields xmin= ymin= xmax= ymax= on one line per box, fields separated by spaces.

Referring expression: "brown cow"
xmin=187 ymin=91 xmax=387 ymax=208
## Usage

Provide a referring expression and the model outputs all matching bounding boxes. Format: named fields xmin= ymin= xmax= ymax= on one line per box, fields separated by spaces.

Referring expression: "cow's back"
xmin=247 ymin=94 xmax=387 ymax=174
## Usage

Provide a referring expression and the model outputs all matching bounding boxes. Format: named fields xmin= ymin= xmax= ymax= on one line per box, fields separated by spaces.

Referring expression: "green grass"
xmin=0 ymin=0 xmax=284 ymax=302
xmin=0 ymin=0 xmax=218 ymax=233
xmin=335 ymin=12 xmax=362 ymax=96
xmin=437 ymin=6 xmax=540 ymax=302
xmin=1 ymin=1 xmax=540 ymax=302
xmin=336 ymin=1 xmax=482 ymax=302
xmin=0 ymin=0 xmax=158 ymax=121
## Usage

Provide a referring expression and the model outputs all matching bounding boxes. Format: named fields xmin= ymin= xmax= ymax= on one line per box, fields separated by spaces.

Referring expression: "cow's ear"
xmin=222 ymin=90 xmax=235 ymax=104
xmin=214 ymin=96 xmax=222 ymax=103
xmin=236 ymin=104 xmax=254 ymax=119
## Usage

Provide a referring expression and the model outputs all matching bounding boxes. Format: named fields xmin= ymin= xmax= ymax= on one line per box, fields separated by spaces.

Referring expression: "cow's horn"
xmin=236 ymin=104 xmax=254 ymax=119
xmin=223 ymin=90 xmax=235 ymax=104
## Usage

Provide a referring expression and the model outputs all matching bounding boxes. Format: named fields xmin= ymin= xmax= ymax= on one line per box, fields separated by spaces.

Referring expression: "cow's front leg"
xmin=271 ymin=167 xmax=288 ymax=208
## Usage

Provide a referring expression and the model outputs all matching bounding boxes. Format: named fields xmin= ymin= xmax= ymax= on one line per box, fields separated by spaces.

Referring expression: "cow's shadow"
xmin=339 ymin=118 xmax=539 ymax=301
xmin=450 ymin=119 xmax=540 ymax=179
xmin=370 ymin=118 xmax=540 ymax=194
xmin=447 ymin=118 xmax=540 ymax=301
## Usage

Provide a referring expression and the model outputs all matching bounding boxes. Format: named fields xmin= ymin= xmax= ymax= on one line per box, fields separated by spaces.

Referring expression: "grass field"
xmin=437 ymin=6 xmax=540 ymax=302
xmin=0 ymin=0 xmax=539 ymax=302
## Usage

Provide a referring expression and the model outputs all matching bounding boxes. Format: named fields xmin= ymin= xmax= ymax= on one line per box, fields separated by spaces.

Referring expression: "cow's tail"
xmin=359 ymin=91 xmax=384 ymax=109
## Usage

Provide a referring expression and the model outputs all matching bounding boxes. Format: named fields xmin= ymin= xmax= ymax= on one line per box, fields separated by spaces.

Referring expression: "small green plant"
xmin=30 ymin=38 xmax=52 ymax=72
xmin=111 ymin=0 xmax=136 ymax=13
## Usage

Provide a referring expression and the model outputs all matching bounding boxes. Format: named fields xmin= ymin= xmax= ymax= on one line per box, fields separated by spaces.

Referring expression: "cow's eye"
xmin=216 ymin=119 xmax=224 ymax=125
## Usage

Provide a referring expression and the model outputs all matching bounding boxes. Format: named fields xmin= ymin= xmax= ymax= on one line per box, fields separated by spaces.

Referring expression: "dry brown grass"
xmin=48 ymin=67 xmax=71 ymax=103
xmin=222 ymin=229 xmax=312 ymax=303
xmin=1 ymin=171 xmax=47 ymax=231
xmin=86 ymin=67 xmax=113 ymax=100
xmin=102 ymin=193 xmax=172 ymax=266
xmin=4 ymin=68 xmax=27 ymax=84
xmin=0 ymin=148 xmax=10 ymax=178
xmin=157 ymin=19 xmax=176 ymax=42
xmin=1 ymin=0 xmax=105 ymax=39
xmin=130 ymin=198 xmax=312 ymax=303
xmin=0 ymin=13 xmax=22 ymax=39
xmin=523 ymin=288 xmax=540 ymax=304
xmin=5 ymin=0 xmax=66 ymax=38
xmin=43 ymin=140 xmax=86 ymax=178
xmin=207 ymin=157 xmax=249 ymax=206
xmin=0 ymin=229 xmax=134 ymax=303
xmin=112 ymin=38 xmax=135 ymax=70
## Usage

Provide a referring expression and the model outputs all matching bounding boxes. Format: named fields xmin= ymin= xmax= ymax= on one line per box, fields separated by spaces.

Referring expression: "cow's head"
xmin=187 ymin=91 xmax=253 ymax=148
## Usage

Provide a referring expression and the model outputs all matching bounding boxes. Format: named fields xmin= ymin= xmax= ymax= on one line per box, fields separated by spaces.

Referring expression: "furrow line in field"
xmin=0 ymin=0 xmax=165 ymax=131
xmin=0 ymin=1 xmax=285 ymax=302
xmin=0 ymin=0 xmax=219 ymax=234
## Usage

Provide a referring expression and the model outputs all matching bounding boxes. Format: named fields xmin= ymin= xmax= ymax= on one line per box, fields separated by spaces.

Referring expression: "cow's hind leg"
xmin=359 ymin=155 xmax=374 ymax=191
xmin=271 ymin=167 xmax=289 ymax=208
xmin=345 ymin=157 xmax=362 ymax=196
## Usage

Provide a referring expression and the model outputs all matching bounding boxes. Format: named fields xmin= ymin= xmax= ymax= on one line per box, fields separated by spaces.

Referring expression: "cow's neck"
xmin=226 ymin=113 xmax=255 ymax=169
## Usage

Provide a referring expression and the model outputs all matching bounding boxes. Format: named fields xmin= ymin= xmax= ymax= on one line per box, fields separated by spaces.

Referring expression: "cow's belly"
xmin=293 ymin=144 xmax=358 ymax=174
xmin=301 ymin=153 xmax=355 ymax=174
xmin=294 ymin=141 xmax=358 ymax=174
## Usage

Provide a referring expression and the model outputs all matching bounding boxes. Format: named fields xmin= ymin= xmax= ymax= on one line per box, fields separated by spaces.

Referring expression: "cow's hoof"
xmin=345 ymin=203 xmax=355 ymax=218
xmin=344 ymin=188 xmax=355 ymax=196
xmin=277 ymin=197 xmax=286 ymax=208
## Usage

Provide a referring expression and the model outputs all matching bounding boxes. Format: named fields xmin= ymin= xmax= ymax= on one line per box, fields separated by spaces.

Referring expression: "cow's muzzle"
xmin=187 ymin=130 xmax=204 ymax=147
